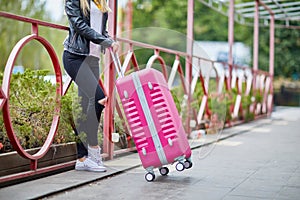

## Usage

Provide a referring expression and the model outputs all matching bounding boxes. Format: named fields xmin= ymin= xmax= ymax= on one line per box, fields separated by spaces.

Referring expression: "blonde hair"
xmin=80 ymin=0 xmax=111 ymax=16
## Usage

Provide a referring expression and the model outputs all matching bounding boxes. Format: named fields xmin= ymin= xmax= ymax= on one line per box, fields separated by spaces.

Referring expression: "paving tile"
xmin=223 ymin=195 xmax=273 ymax=200
xmin=228 ymin=186 xmax=280 ymax=199
xmin=276 ymin=186 xmax=300 ymax=200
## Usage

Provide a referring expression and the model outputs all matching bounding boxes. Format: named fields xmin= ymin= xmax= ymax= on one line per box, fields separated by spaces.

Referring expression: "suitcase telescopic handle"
xmin=109 ymin=48 xmax=124 ymax=78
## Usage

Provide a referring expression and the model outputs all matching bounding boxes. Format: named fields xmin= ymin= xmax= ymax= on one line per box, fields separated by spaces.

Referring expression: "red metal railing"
xmin=0 ymin=10 xmax=272 ymax=184
xmin=0 ymin=11 xmax=71 ymax=184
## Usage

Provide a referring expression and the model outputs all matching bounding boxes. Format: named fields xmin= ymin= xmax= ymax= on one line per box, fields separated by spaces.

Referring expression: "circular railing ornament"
xmin=1 ymin=34 xmax=62 ymax=168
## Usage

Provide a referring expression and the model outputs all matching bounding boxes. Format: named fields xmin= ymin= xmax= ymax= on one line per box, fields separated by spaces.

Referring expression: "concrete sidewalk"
xmin=0 ymin=107 xmax=300 ymax=200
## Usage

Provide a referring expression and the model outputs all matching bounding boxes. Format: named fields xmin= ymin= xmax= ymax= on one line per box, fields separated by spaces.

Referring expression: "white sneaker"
xmin=88 ymin=145 xmax=105 ymax=168
xmin=75 ymin=157 xmax=106 ymax=172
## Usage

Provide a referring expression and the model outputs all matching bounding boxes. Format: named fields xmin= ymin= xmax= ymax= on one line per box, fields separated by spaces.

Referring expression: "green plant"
xmin=241 ymin=92 xmax=254 ymax=122
xmin=56 ymin=83 xmax=81 ymax=144
xmin=0 ymin=69 xmax=80 ymax=153
xmin=170 ymin=87 xmax=183 ymax=113
xmin=255 ymin=92 xmax=263 ymax=103
xmin=209 ymin=94 xmax=228 ymax=121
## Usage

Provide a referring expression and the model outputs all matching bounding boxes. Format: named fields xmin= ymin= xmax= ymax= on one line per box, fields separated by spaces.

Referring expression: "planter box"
xmin=0 ymin=142 xmax=77 ymax=177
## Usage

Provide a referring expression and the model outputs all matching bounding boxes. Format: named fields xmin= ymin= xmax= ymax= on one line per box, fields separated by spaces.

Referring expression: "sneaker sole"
xmin=75 ymin=167 xmax=107 ymax=172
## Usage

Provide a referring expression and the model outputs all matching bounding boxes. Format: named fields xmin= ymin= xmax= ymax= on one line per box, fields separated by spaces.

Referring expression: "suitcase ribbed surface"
xmin=122 ymin=97 xmax=148 ymax=150
xmin=150 ymin=84 xmax=177 ymax=141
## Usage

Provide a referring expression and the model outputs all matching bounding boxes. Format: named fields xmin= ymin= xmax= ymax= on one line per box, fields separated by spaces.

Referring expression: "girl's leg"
xmin=75 ymin=56 xmax=105 ymax=146
xmin=84 ymin=57 xmax=106 ymax=167
xmin=63 ymin=51 xmax=87 ymax=158
xmin=63 ymin=51 xmax=105 ymax=157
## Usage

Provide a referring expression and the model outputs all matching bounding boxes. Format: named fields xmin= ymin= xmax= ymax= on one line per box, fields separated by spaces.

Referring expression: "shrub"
xmin=0 ymin=69 xmax=80 ymax=153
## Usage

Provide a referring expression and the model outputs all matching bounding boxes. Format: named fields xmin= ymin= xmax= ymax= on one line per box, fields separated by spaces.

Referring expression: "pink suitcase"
xmin=114 ymin=58 xmax=192 ymax=181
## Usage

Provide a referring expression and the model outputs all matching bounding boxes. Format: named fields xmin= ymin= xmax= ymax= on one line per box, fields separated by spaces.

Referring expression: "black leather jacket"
xmin=63 ymin=0 xmax=114 ymax=56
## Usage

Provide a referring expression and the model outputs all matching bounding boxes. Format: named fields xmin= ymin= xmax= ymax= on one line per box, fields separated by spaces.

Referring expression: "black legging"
xmin=63 ymin=50 xmax=105 ymax=158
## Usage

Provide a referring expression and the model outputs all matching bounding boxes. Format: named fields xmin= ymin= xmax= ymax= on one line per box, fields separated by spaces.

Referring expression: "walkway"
xmin=0 ymin=106 xmax=299 ymax=200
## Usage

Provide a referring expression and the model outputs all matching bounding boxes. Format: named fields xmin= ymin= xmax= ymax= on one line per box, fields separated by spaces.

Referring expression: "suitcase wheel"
xmin=159 ymin=167 xmax=169 ymax=176
xmin=184 ymin=160 xmax=193 ymax=169
xmin=145 ymin=172 xmax=155 ymax=182
xmin=175 ymin=162 xmax=185 ymax=172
